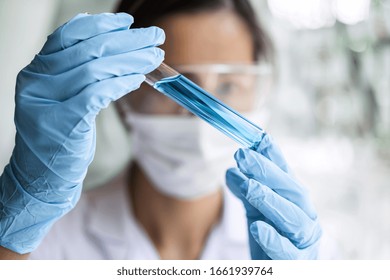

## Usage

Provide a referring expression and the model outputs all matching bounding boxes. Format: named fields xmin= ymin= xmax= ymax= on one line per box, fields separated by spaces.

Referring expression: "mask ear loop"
xmin=255 ymin=65 xmax=274 ymax=112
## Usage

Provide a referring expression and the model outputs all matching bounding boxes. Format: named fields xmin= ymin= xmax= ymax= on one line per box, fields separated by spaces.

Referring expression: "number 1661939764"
xmin=209 ymin=266 xmax=273 ymax=276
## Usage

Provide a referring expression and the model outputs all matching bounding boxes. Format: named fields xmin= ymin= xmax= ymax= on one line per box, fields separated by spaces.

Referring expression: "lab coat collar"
xmin=86 ymin=171 xmax=160 ymax=259
xmin=85 ymin=172 xmax=249 ymax=259
xmin=200 ymin=185 xmax=250 ymax=259
xmin=223 ymin=185 xmax=249 ymax=243
xmin=86 ymin=172 xmax=133 ymax=259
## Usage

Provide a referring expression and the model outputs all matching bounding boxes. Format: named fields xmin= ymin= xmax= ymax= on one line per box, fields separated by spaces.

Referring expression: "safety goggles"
xmin=119 ymin=63 xmax=273 ymax=115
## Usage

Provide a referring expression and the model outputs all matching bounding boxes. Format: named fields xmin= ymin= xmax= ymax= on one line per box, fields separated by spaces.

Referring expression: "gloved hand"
xmin=226 ymin=134 xmax=322 ymax=259
xmin=0 ymin=13 xmax=165 ymax=254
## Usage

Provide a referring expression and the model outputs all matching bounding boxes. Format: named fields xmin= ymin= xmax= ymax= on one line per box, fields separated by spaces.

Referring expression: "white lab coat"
xmin=30 ymin=169 xmax=337 ymax=260
xmin=30 ymin=171 xmax=251 ymax=260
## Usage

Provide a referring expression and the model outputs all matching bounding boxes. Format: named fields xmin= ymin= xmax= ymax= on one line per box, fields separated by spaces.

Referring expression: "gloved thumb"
xmin=225 ymin=167 xmax=261 ymax=218
xmin=250 ymin=221 xmax=297 ymax=260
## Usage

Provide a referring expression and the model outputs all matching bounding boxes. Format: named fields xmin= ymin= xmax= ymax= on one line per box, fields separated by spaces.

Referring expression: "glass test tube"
xmin=145 ymin=63 xmax=266 ymax=150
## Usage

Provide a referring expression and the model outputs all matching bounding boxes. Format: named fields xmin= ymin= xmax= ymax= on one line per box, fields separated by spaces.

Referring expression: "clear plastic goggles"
xmin=119 ymin=63 xmax=273 ymax=115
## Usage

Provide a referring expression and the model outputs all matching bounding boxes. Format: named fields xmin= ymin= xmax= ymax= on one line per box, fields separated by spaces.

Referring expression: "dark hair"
xmin=115 ymin=0 xmax=273 ymax=62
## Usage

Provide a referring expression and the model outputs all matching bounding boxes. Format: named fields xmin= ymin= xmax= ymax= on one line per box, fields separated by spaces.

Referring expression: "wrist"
xmin=0 ymin=164 xmax=81 ymax=254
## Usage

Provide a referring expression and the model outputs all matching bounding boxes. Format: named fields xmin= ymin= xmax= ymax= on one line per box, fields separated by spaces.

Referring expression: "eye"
xmin=182 ymin=73 xmax=201 ymax=85
xmin=215 ymin=81 xmax=240 ymax=97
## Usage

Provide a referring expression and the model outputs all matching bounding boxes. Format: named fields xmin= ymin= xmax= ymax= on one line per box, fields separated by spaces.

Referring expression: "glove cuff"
xmin=0 ymin=164 xmax=81 ymax=254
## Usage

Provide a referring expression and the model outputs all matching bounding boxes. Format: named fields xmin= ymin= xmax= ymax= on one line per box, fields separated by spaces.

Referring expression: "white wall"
xmin=0 ymin=0 xmax=60 ymax=170
xmin=0 ymin=0 xmax=117 ymax=172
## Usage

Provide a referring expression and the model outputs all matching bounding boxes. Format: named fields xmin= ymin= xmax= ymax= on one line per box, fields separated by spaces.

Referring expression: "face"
xmin=122 ymin=9 xmax=256 ymax=115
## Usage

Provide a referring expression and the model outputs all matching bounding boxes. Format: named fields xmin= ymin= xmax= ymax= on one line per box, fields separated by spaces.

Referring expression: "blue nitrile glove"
xmin=226 ymin=134 xmax=322 ymax=259
xmin=0 ymin=13 xmax=165 ymax=254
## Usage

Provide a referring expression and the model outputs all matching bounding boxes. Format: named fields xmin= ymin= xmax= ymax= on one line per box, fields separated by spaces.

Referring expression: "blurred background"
xmin=0 ymin=0 xmax=389 ymax=259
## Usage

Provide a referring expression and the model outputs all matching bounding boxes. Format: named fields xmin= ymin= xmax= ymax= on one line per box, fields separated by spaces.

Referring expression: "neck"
xmin=129 ymin=163 xmax=223 ymax=260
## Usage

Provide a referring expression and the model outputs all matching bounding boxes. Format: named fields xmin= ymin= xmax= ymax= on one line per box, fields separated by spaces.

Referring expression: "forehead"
xmin=157 ymin=9 xmax=254 ymax=65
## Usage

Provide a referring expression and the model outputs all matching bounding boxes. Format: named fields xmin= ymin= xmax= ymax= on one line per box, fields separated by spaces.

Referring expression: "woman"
xmin=0 ymin=0 xmax=322 ymax=259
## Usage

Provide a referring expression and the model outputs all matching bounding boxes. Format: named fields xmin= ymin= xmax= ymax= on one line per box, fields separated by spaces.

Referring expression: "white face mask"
xmin=125 ymin=112 xmax=265 ymax=200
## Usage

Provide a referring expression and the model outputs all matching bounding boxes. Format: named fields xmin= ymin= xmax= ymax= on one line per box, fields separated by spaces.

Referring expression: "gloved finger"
xmin=22 ymin=47 xmax=164 ymax=102
xmin=33 ymin=27 xmax=165 ymax=75
xmin=250 ymin=221 xmax=320 ymax=260
xmin=40 ymin=13 xmax=133 ymax=55
xmin=242 ymin=179 xmax=322 ymax=248
xmin=250 ymin=221 xmax=300 ymax=260
xmin=226 ymin=167 xmax=261 ymax=218
xmin=235 ymin=148 xmax=317 ymax=219
xmin=256 ymin=134 xmax=290 ymax=174
xmin=226 ymin=167 xmax=248 ymax=198
xmin=64 ymin=45 xmax=163 ymax=89
xmin=66 ymin=73 xmax=146 ymax=116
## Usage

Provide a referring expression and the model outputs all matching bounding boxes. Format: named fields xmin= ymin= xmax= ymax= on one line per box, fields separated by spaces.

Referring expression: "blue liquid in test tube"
xmin=146 ymin=63 xmax=266 ymax=150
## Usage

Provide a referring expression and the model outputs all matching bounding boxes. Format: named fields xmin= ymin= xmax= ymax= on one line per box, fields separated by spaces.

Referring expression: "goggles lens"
xmin=120 ymin=64 xmax=273 ymax=115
